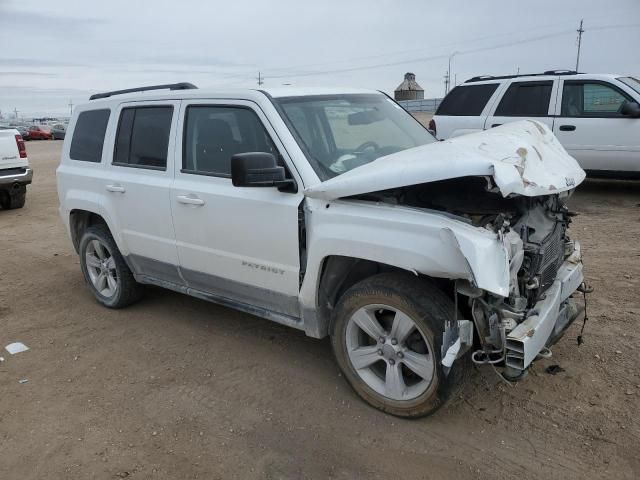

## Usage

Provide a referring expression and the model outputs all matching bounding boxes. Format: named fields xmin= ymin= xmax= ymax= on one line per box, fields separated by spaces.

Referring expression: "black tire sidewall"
xmin=0 ymin=190 xmax=25 ymax=209
xmin=79 ymin=226 xmax=130 ymax=308
xmin=331 ymin=273 xmax=465 ymax=418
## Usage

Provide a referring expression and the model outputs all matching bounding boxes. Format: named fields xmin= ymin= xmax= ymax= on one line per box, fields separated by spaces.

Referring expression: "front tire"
xmin=331 ymin=272 xmax=469 ymax=418
xmin=79 ymin=225 xmax=142 ymax=308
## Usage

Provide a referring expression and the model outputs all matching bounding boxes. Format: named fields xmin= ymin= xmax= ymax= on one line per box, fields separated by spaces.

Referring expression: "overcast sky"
xmin=1 ymin=0 xmax=639 ymax=117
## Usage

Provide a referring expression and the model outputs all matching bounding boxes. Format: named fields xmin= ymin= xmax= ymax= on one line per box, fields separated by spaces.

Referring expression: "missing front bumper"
xmin=505 ymin=257 xmax=584 ymax=370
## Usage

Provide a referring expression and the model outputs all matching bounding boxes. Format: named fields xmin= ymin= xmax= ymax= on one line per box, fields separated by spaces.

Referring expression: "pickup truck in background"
xmin=430 ymin=71 xmax=640 ymax=178
xmin=0 ymin=128 xmax=32 ymax=209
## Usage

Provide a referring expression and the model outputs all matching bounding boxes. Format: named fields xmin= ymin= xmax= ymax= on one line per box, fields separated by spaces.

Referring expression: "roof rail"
xmin=465 ymin=70 xmax=581 ymax=83
xmin=89 ymin=82 xmax=197 ymax=100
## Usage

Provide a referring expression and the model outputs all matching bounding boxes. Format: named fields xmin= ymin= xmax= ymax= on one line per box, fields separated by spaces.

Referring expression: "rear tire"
xmin=331 ymin=272 xmax=470 ymax=418
xmin=79 ymin=225 xmax=142 ymax=308
xmin=0 ymin=190 xmax=25 ymax=209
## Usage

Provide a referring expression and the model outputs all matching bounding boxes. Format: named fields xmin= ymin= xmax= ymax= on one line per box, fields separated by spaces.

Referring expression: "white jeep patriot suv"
xmin=57 ymin=83 xmax=587 ymax=417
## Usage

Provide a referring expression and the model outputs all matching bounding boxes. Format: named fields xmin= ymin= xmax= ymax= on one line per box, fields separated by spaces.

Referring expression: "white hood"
xmin=304 ymin=120 xmax=585 ymax=201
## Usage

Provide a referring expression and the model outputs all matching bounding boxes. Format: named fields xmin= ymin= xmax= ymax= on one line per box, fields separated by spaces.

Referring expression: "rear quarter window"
xmin=436 ymin=84 xmax=499 ymax=116
xmin=69 ymin=109 xmax=111 ymax=162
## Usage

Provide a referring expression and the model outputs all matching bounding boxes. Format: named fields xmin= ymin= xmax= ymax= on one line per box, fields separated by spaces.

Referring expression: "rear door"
xmin=171 ymin=99 xmax=303 ymax=317
xmin=553 ymin=79 xmax=640 ymax=173
xmin=485 ymin=79 xmax=558 ymax=130
xmin=102 ymin=100 xmax=183 ymax=284
xmin=432 ymin=82 xmax=501 ymax=139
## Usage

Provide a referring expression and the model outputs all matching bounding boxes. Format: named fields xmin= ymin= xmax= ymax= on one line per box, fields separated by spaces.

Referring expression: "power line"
xmin=257 ymin=19 xmax=593 ymax=77
xmin=267 ymin=29 xmax=575 ymax=80
xmin=209 ymin=21 xmax=639 ymax=88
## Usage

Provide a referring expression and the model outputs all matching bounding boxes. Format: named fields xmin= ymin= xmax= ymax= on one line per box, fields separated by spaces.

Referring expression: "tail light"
xmin=15 ymin=134 xmax=27 ymax=158
xmin=428 ymin=118 xmax=437 ymax=136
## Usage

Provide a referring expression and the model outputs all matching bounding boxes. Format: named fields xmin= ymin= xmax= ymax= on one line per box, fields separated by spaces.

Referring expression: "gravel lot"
xmin=1 ymin=140 xmax=639 ymax=479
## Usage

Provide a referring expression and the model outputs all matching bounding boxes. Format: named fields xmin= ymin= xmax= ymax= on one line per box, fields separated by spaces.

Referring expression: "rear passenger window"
xmin=435 ymin=84 xmax=499 ymax=116
xmin=494 ymin=81 xmax=553 ymax=117
xmin=69 ymin=109 xmax=110 ymax=162
xmin=182 ymin=106 xmax=278 ymax=176
xmin=113 ymin=106 xmax=173 ymax=170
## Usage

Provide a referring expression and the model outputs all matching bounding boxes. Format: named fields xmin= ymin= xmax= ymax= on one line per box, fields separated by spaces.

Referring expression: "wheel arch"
xmin=69 ymin=209 xmax=118 ymax=254
xmin=306 ymin=254 xmax=456 ymax=338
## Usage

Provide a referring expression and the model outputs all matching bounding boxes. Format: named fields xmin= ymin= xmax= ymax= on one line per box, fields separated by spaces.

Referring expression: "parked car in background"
xmin=0 ymin=127 xmax=32 ymax=209
xmin=28 ymin=125 xmax=53 ymax=140
xmin=15 ymin=125 xmax=31 ymax=140
xmin=51 ymin=123 xmax=66 ymax=140
xmin=58 ymin=83 xmax=587 ymax=417
xmin=431 ymin=71 xmax=640 ymax=178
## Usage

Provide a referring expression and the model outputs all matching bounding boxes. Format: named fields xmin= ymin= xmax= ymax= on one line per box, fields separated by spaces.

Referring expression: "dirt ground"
xmin=1 ymin=141 xmax=639 ymax=480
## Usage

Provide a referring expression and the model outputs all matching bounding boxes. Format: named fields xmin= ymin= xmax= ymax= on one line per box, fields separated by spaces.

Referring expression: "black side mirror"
xmin=231 ymin=152 xmax=296 ymax=192
xmin=620 ymin=100 xmax=640 ymax=118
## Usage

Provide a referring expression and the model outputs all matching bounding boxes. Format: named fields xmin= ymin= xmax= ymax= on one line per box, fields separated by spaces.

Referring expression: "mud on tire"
xmin=331 ymin=272 xmax=470 ymax=418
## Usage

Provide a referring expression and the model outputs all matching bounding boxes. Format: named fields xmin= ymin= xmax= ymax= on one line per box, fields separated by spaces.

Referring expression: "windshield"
xmin=275 ymin=94 xmax=436 ymax=180
xmin=618 ymin=77 xmax=640 ymax=95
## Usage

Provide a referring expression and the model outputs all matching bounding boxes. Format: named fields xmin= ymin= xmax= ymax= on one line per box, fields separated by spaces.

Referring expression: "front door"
xmin=171 ymin=100 xmax=303 ymax=317
xmin=553 ymin=80 xmax=640 ymax=173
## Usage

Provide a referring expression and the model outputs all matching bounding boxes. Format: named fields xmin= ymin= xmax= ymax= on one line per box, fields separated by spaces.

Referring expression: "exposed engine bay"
xmin=351 ymin=175 xmax=583 ymax=378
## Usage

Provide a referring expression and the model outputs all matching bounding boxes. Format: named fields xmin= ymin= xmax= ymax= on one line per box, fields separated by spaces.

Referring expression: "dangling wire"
xmin=577 ymin=282 xmax=593 ymax=346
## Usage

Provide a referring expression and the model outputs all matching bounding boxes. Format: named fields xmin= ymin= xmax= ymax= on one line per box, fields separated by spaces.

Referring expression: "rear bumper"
xmin=505 ymin=243 xmax=584 ymax=370
xmin=0 ymin=167 xmax=33 ymax=187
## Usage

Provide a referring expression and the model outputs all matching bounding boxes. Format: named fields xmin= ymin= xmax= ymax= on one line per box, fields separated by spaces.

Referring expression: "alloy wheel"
xmin=345 ymin=304 xmax=435 ymax=401
xmin=85 ymin=239 xmax=118 ymax=298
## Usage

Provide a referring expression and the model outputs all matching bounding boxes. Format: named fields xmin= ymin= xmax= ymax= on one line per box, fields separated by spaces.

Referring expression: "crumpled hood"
xmin=304 ymin=120 xmax=586 ymax=201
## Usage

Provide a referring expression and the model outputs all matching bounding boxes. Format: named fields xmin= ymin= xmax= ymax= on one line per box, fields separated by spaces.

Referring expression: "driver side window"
xmin=182 ymin=106 xmax=279 ymax=177
xmin=561 ymin=82 xmax=630 ymax=117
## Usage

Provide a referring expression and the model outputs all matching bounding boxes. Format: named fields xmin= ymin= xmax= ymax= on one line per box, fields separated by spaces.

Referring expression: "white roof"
xmin=78 ymin=85 xmax=381 ymax=109
xmin=462 ymin=73 xmax=625 ymax=85
xmin=260 ymin=86 xmax=378 ymax=98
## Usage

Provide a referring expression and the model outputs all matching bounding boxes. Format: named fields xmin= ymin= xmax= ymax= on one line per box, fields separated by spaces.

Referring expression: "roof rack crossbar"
xmin=465 ymin=71 xmax=580 ymax=83
xmin=89 ymin=82 xmax=198 ymax=100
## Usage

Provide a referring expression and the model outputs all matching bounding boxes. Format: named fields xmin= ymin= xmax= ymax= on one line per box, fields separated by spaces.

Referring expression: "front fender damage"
xmin=439 ymin=227 xmax=510 ymax=298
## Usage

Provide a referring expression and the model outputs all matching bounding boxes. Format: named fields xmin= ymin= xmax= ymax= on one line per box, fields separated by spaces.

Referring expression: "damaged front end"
xmin=348 ymin=175 xmax=586 ymax=379
xmin=304 ymin=121 xmax=588 ymax=378
xmin=461 ymin=191 xmax=585 ymax=378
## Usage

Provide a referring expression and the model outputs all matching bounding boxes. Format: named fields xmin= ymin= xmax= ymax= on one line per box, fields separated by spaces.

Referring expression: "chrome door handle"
xmin=176 ymin=194 xmax=205 ymax=206
xmin=106 ymin=184 xmax=125 ymax=193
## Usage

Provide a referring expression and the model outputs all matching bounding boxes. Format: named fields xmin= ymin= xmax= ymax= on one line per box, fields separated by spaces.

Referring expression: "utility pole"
xmin=13 ymin=108 xmax=18 ymax=119
xmin=257 ymin=72 xmax=264 ymax=86
xmin=446 ymin=51 xmax=458 ymax=94
xmin=443 ymin=71 xmax=449 ymax=96
xmin=575 ymin=19 xmax=585 ymax=71
xmin=68 ymin=99 xmax=73 ymax=117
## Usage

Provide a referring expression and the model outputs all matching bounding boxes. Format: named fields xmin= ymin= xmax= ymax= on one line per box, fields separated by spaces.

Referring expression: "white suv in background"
xmin=431 ymin=71 xmax=640 ymax=177
xmin=58 ymin=83 xmax=587 ymax=417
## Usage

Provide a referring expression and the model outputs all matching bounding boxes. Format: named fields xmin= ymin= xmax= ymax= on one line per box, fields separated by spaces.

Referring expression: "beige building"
xmin=394 ymin=72 xmax=424 ymax=101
